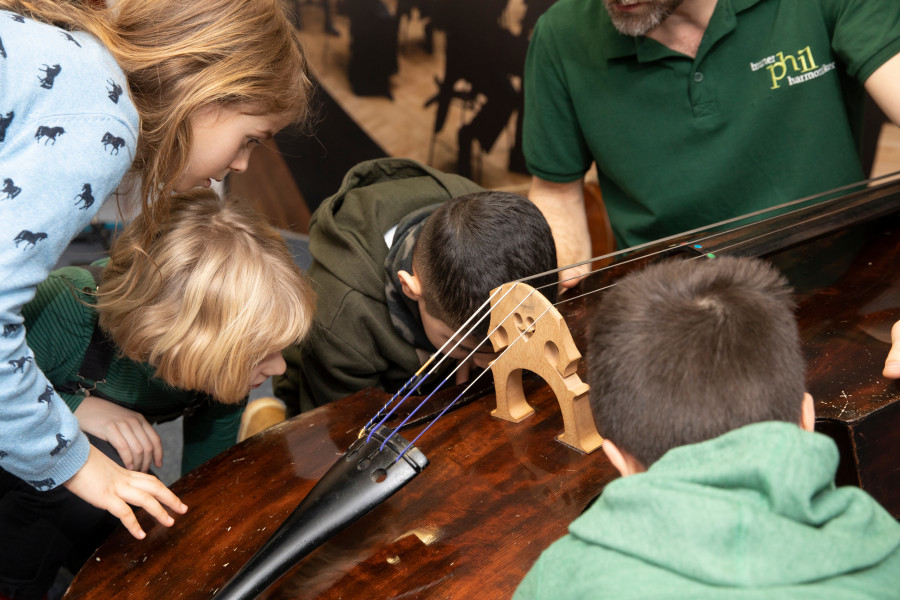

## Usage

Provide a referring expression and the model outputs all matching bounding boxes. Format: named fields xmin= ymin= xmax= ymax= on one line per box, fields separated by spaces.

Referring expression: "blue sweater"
xmin=0 ymin=11 xmax=138 ymax=489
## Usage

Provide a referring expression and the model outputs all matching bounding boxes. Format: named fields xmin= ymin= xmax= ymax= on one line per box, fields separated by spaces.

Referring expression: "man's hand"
xmin=884 ymin=320 xmax=900 ymax=379
xmin=528 ymin=176 xmax=592 ymax=290
xmin=74 ymin=394 xmax=163 ymax=472
xmin=63 ymin=445 xmax=187 ymax=539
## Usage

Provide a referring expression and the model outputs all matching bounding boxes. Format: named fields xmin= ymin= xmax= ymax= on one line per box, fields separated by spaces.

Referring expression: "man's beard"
xmin=603 ymin=0 xmax=685 ymax=36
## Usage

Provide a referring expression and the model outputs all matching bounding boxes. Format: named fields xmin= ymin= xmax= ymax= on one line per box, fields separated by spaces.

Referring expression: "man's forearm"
xmin=866 ymin=53 xmax=900 ymax=127
xmin=528 ymin=176 xmax=592 ymax=272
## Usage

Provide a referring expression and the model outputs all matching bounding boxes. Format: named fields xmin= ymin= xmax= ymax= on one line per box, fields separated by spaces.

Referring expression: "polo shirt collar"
xmin=731 ymin=0 xmax=762 ymax=12
xmin=597 ymin=6 xmax=639 ymax=59
xmin=598 ymin=0 xmax=765 ymax=62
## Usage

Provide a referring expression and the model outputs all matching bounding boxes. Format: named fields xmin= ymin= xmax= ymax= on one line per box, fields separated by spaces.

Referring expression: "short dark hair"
xmin=588 ymin=256 xmax=805 ymax=466
xmin=413 ymin=191 xmax=557 ymax=337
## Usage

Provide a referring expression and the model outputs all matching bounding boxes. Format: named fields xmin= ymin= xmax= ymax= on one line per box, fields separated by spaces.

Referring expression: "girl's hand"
xmin=74 ymin=395 xmax=164 ymax=473
xmin=63 ymin=445 xmax=187 ymax=540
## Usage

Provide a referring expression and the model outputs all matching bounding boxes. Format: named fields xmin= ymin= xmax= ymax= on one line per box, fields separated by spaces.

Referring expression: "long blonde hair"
xmin=97 ymin=188 xmax=316 ymax=404
xmin=0 ymin=0 xmax=312 ymax=242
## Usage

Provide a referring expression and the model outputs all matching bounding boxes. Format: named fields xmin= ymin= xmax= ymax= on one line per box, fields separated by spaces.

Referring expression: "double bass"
xmin=64 ymin=174 xmax=900 ymax=599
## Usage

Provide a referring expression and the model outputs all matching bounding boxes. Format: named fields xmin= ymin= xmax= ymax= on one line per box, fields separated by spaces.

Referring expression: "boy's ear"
xmin=601 ymin=439 xmax=646 ymax=477
xmin=800 ymin=392 xmax=815 ymax=432
xmin=397 ymin=270 xmax=422 ymax=302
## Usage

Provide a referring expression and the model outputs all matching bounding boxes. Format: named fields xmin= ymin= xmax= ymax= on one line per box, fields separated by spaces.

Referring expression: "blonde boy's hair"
xmin=0 ymin=0 xmax=312 ymax=242
xmin=97 ymin=188 xmax=315 ymax=404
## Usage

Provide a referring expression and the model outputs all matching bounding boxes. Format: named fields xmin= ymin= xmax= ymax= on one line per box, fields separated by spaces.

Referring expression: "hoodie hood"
xmin=570 ymin=421 xmax=900 ymax=588
xmin=308 ymin=158 xmax=484 ymax=302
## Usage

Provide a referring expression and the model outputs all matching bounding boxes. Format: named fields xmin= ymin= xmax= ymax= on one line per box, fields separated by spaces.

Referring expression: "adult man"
xmin=523 ymin=0 xmax=900 ymax=283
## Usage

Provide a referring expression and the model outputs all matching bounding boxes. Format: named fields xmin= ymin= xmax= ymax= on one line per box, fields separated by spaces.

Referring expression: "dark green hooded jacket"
xmin=274 ymin=158 xmax=483 ymax=413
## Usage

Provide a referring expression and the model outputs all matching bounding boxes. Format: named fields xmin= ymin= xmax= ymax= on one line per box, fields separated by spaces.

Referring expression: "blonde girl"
xmin=0 ymin=189 xmax=314 ymax=600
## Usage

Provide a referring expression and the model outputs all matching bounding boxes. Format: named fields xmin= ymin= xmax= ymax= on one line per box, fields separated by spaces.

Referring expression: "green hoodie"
xmin=514 ymin=422 xmax=900 ymax=599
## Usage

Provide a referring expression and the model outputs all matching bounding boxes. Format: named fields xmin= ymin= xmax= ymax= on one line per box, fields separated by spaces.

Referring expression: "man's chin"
xmin=604 ymin=0 xmax=682 ymax=37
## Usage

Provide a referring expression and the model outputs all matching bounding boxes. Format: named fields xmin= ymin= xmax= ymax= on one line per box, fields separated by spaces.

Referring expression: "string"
xmin=363 ymin=291 xmax=497 ymax=439
xmin=364 ymin=283 xmax=526 ymax=442
xmin=370 ymin=171 xmax=900 ymax=454
xmin=534 ymin=170 xmax=900 ymax=286
xmin=393 ymin=303 xmax=555 ymax=463
xmin=376 ymin=286 xmax=541 ymax=451
xmin=392 ymin=257 xmax=722 ymax=461
xmin=370 ymin=195 xmax=825 ymax=448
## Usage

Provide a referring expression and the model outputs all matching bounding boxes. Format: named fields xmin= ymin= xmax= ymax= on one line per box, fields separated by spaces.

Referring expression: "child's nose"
xmin=266 ymin=352 xmax=286 ymax=376
xmin=230 ymin=151 xmax=251 ymax=173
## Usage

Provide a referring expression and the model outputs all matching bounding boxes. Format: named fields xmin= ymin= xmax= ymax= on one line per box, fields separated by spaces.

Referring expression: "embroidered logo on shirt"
xmin=49 ymin=433 xmax=70 ymax=457
xmin=750 ymin=46 xmax=836 ymax=90
xmin=13 ymin=230 xmax=47 ymax=249
xmin=74 ymin=183 xmax=94 ymax=209
xmin=38 ymin=63 xmax=61 ymax=89
xmin=28 ymin=477 xmax=56 ymax=490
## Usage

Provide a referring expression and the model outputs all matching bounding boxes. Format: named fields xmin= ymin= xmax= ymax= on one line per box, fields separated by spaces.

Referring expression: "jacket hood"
xmin=308 ymin=158 xmax=484 ymax=302
xmin=571 ymin=421 xmax=900 ymax=587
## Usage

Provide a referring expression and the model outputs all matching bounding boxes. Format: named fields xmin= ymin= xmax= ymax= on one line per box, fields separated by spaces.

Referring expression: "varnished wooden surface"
xmin=577 ymin=176 xmax=900 ymax=512
xmin=65 ymin=179 xmax=900 ymax=599
xmin=64 ymin=372 xmax=616 ymax=600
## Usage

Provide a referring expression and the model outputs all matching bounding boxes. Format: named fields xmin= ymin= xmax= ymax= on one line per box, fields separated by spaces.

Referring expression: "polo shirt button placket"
xmin=689 ymin=68 xmax=716 ymax=118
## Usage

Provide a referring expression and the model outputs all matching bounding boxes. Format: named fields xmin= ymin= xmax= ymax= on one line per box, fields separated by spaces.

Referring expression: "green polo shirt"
xmin=523 ymin=0 xmax=900 ymax=250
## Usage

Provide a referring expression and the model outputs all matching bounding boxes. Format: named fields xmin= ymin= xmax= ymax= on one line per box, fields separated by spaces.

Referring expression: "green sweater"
xmin=514 ymin=422 xmax=900 ymax=599
xmin=22 ymin=265 xmax=242 ymax=475
xmin=274 ymin=158 xmax=484 ymax=413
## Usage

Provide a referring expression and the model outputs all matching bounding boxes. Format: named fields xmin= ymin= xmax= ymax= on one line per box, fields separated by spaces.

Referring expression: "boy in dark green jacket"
xmin=515 ymin=256 xmax=900 ymax=599
xmin=274 ymin=157 xmax=558 ymax=413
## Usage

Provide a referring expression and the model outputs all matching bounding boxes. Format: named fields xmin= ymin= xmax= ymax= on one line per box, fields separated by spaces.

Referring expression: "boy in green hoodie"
xmin=514 ymin=256 xmax=900 ymax=599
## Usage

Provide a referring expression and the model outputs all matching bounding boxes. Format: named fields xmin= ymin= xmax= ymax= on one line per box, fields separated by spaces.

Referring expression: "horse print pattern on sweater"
xmin=0 ymin=9 xmax=138 ymax=480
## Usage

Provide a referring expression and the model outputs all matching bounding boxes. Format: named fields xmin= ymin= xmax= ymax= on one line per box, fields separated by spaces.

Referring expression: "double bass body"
xmin=64 ymin=177 xmax=900 ymax=599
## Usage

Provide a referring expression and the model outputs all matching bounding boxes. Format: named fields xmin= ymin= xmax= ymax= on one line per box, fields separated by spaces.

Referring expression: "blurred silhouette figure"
xmin=509 ymin=0 xmax=557 ymax=173
xmin=425 ymin=0 xmax=528 ymax=178
xmin=344 ymin=0 xmax=398 ymax=98
xmin=397 ymin=0 xmax=437 ymax=53
xmin=293 ymin=0 xmax=340 ymax=35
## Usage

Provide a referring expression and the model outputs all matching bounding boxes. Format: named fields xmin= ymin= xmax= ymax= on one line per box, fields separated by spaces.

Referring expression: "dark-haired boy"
xmin=514 ymin=256 xmax=900 ymax=599
xmin=274 ymin=158 xmax=557 ymax=413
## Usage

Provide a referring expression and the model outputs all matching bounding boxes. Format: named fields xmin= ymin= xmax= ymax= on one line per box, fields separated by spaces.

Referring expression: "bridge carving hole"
xmin=544 ymin=340 xmax=559 ymax=366
xmin=513 ymin=312 xmax=535 ymax=340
